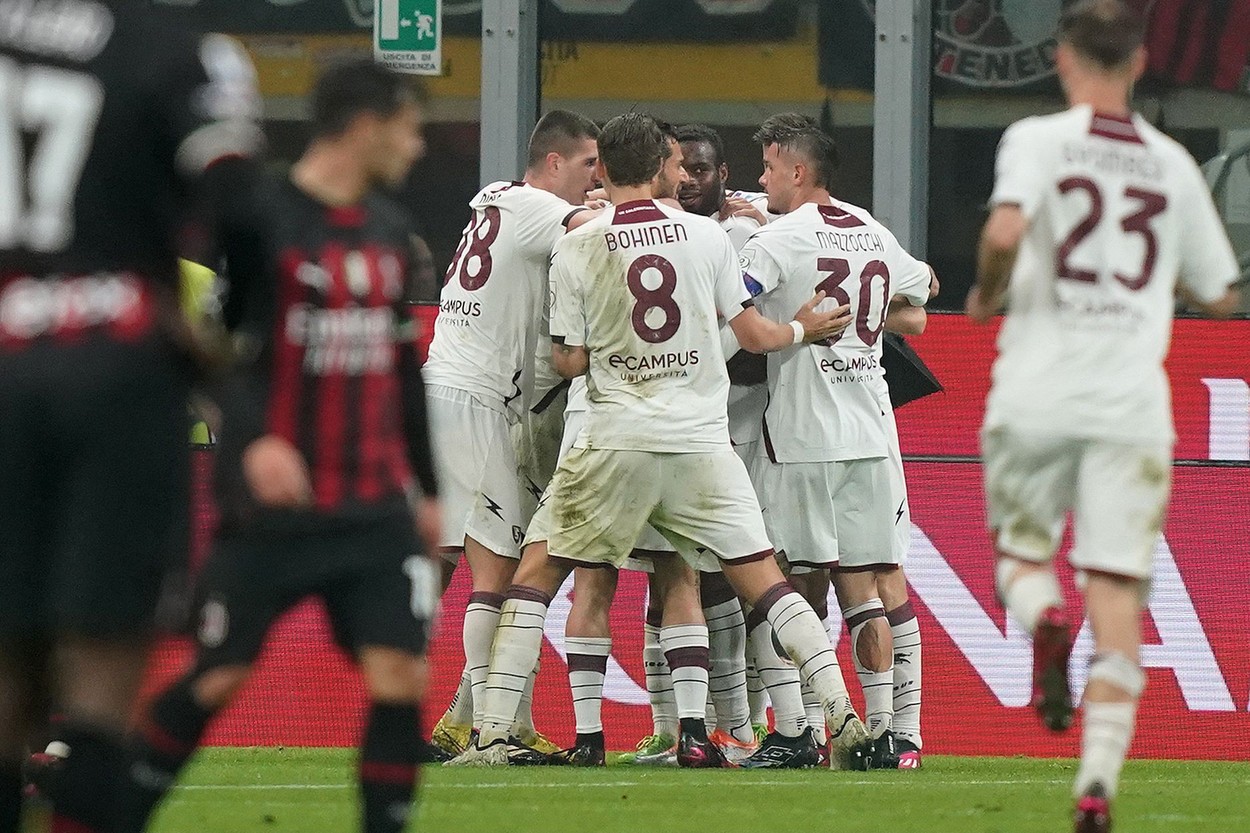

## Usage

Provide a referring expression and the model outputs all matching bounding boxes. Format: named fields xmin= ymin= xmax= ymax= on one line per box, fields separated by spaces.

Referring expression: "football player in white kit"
xmin=424 ymin=111 xmax=600 ymax=755
xmin=737 ymin=113 xmax=935 ymax=769
xmin=454 ymin=112 xmax=873 ymax=770
xmin=967 ymin=3 xmax=1239 ymax=830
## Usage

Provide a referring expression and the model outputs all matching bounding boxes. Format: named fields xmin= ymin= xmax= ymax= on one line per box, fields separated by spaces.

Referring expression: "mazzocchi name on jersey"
xmin=815 ymin=230 xmax=885 ymax=253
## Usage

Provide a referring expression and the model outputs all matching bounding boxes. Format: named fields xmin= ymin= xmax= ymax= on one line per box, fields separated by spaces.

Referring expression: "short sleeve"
xmin=713 ymin=232 xmax=753 ymax=322
xmin=1176 ymin=163 xmax=1239 ymax=304
xmin=886 ymin=233 xmax=932 ymax=307
xmin=549 ymin=240 xmax=587 ymax=348
xmin=518 ymin=190 xmax=582 ymax=261
xmin=167 ymin=34 xmax=264 ymax=178
xmin=989 ymin=120 xmax=1046 ymax=220
xmin=737 ymin=229 xmax=787 ymax=298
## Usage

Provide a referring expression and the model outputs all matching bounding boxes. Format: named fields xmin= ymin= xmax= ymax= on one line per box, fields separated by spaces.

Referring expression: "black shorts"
xmin=191 ymin=511 xmax=431 ymax=669
xmin=0 ymin=332 xmax=190 ymax=638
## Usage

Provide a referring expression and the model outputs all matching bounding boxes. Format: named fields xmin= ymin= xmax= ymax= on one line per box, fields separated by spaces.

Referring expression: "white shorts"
xmin=981 ymin=427 xmax=1171 ymax=581
xmin=757 ymin=456 xmax=904 ymax=571
xmin=882 ymin=404 xmax=912 ymax=562
xmin=426 ymin=385 xmax=524 ymax=560
xmin=542 ymin=448 xmax=771 ymax=571
xmin=513 ymin=396 xmax=567 ymax=526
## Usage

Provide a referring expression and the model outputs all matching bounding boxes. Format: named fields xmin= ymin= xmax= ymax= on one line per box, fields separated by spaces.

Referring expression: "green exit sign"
xmin=375 ymin=0 xmax=442 ymax=75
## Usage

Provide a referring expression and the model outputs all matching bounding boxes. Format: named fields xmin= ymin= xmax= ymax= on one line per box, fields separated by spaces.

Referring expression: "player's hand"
xmin=584 ymin=187 xmax=609 ymax=209
xmin=927 ymin=266 xmax=941 ymax=300
xmin=415 ymin=495 xmax=443 ymax=557
xmin=794 ymin=291 xmax=852 ymax=343
xmin=243 ymin=435 xmax=313 ymax=508
xmin=719 ymin=195 xmax=767 ymax=226
xmin=965 ymin=285 xmax=1001 ymax=324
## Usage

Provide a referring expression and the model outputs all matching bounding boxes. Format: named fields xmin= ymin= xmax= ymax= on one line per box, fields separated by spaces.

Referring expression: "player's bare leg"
xmin=451 ymin=541 xmax=571 ymax=765
xmin=700 ymin=570 xmax=755 ymax=762
xmin=651 ymin=557 xmax=722 ymax=768
xmin=621 ymin=571 xmax=679 ymax=765
xmin=832 ymin=566 xmax=900 ymax=768
xmin=879 ymin=567 xmax=923 ymax=768
xmin=995 ymin=552 xmax=1073 ymax=731
xmin=461 ymin=537 xmax=520 ymax=732
xmin=559 ymin=567 xmax=618 ymax=766
xmin=1072 ymin=572 xmax=1145 ymax=833
xmin=0 ymin=642 xmax=42 ymax=833
xmin=721 ymin=557 xmax=869 ymax=769
xmin=358 ymin=647 xmax=430 ymax=833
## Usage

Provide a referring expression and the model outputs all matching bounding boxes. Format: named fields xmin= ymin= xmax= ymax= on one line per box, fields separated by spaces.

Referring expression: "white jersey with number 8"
xmin=549 ymin=199 xmax=751 ymax=453
xmin=985 ymin=105 xmax=1238 ymax=445
xmin=738 ymin=200 xmax=930 ymax=462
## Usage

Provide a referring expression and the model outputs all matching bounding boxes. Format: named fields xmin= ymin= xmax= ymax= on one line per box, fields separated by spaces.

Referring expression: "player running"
xmin=967 ymin=2 xmax=1239 ymax=830
xmin=454 ymin=112 xmax=872 ymax=770
xmin=735 ymin=113 xmax=935 ymax=770
xmin=118 ymin=62 xmax=440 ymax=833
xmin=0 ymin=2 xmax=262 ymax=829
xmin=423 ymin=110 xmax=600 ymax=757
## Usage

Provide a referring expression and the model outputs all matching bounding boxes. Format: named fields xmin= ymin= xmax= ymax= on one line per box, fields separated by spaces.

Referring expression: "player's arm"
xmin=887 ymin=261 xmax=938 ymax=335
xmin=885 ymin=296 xmax=926 ymax=335
xmin=549 ymin=240 xmax=590 ymax=378
xmin=552 ymin=342 xmax=589 ymax=378
xmin=728 ymin=294 xmax=851 ymax=354
xmin=1176 ymin=164 xmax=1242 ymax=318
xmin=970 ymin=204 xmax=1025 ymax=323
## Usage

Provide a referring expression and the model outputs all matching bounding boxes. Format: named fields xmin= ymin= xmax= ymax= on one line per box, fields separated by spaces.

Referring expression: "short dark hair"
xmin=655 ymin=119 xmax=679 ymax=144
xmin=753 ymin=113 xmax=838 ymax=190
xmin=311 ymin=60 xmax=421 ymax=139
xmin=526 ymin=110 xmax=601 ymax=168
xmin=598 ymin=113 xmax=671 ymax=187
xmin=675 ymin=124 xmax=726 ymax=167
xmin=1059 ymin=0 xmax=1146 ymax=70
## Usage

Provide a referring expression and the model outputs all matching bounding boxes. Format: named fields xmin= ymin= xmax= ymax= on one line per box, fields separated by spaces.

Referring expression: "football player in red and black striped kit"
xmin=120 ymin=61 xmax=441 ymax=833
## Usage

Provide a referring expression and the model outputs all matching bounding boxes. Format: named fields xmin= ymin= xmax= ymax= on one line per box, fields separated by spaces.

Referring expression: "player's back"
xmin=741 ymin=201 xmax=929 ymax=461
xmin=0 ymin=0 xmax=259 ymax=285
xmin=550 ymin=199 xmax=748 ymax=452
xmin=987 ymin=104 xmax=1238 ymax=443
xmin=424 ymin=181 xmax=578 ymax=405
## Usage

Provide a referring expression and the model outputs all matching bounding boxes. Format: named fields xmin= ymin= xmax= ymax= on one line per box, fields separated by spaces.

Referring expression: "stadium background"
xmin=150 ymin=0 xmax=1250 ymax=760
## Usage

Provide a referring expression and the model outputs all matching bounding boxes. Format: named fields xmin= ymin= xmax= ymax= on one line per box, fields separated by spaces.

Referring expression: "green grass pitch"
xmin=138 ymin=748 xmax=1247 ymax=833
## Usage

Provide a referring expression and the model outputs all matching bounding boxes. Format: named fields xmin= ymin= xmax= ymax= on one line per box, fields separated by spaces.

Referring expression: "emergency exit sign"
xmin=375 ymin=0 xmax=442 ymax=75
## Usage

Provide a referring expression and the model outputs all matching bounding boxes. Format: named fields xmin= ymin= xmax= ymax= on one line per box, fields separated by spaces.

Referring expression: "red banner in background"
xmin=150 ymin=314 xmax=1250 ymax=758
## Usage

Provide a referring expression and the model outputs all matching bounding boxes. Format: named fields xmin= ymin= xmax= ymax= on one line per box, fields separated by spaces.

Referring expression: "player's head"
xmin=675 ymin=123 xmax=727 ymax=216
xmin=596 ymin=113 xmax=671 ymax=191
xmin=310 ymin=60 xmax=426 ymax=187
xmin=526 ymin=110 xmax=602 ymax=205
xmin=753 ymin=113 xmax=838 ymax=215
xmin=652 ymin=121 xmax=689 ymax=202
xmin=1056 ymin=0 xmax=1147 ymax=92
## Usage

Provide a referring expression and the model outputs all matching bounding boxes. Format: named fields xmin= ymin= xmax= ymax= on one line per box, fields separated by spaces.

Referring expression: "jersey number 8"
xmin=448 ymin=206 xmax=502 ymax=290
xmin=628 ymin=254 xmax=681 ymax=343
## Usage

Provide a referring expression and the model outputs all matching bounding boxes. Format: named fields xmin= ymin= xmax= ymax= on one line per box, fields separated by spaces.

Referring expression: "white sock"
xmin=566 ymin=637 xmax=612 ymax=735
xmin=996 ymin=560 xmax=1063 ymax=634
xmin=759 ymin=585 xmax=855 ymax=730
xmin=845 ymin=599 xmax=894 ymax=738
xmin=445 ymin=669 xmax=473 ymax=726
xmin=479 ymin=590 xmax=551 ymax=743
xmin=888 ymin=602 xmax=923 ymax=749
xmin=800 ymin=681 xmax=826 ymax=744
xmin=704 ymin=597 xmax=752 ymax=743
xmin=746 ymin=616 xmax=806 ymax=737
xmin=643 ymin=619 xmax=678 ymax=737
xmin=464 ymin=591 xmax=505 ymax=728
xmin=1074 ymin=653 xmax=1145 ymax=799
xmin=659 ymin=624 xmax=710 ymax=721
xmin=746 ymin=662 xmax=769 ymax=726
xmin=512 ymin=661 xmax=538 ymax=738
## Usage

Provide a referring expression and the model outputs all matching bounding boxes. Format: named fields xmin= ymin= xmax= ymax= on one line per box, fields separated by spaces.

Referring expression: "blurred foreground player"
xmin=456 ymin=113 xmax=871 ymax=770
xmin=0 ymin=1 xmax=262 ymax=829
xmin=120 ymin=61 xmax=441 ymax=833
xmin=968 ymin=2 xmax=1239 ymax=830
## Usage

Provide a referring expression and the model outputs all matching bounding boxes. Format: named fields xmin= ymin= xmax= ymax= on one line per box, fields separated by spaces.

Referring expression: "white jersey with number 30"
xmin=424 ymin=181 xmax=579 ymax=407
xmin=550 ymin=199 xmax=751 ymax=453
xmin=739 ymin=201 xmax=930 ymax=462
xmin=985 ymin=105 xmax=1238 ymax=444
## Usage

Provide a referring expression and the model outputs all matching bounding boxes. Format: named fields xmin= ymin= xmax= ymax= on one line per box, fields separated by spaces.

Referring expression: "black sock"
xmin=359 ymin=702 xmax=422 ymax=833
xmin=680 ymin=717 xmax=709 ymax=742
xmin=51 ymin=723 xmax=128 ymax=833
xmin=575 ymin=731 xmax=605 ymax=751
xmin=0 ymin=767 xmax=21 ymax=833
xmin=118 ymin=677 xmax=215 ymax=833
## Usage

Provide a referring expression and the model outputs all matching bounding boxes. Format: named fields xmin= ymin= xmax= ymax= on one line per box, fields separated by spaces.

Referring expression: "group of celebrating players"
xmin=0 ymin=1 xmax=1241 ymax=833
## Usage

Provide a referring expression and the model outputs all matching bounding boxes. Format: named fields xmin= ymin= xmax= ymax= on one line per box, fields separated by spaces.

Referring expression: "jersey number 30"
xmin=0 ymin=60 xmax=104 ymax=253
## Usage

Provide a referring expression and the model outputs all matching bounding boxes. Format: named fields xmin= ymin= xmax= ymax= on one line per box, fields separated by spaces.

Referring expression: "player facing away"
xmin=119 ymin=62 xmax=442 ymax=833
xmin=424 ymin=110 xmax=600 ymax=756
xmin=967 ymin=2 xmax=1239 ymax=830
xmin=737 ymin=113 xmax=934 ymax=770
xmin=0 ymin=2 xmax=263 ymax=829
xmin=455 ymin=112 xmax=873 ymax=769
